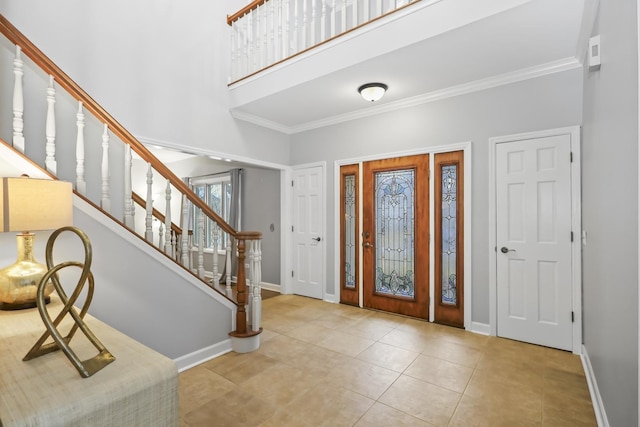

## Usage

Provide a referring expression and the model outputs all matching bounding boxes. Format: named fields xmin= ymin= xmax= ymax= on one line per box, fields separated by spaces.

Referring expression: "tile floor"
xmin=179 ymin=294 xmax=597 ymax=426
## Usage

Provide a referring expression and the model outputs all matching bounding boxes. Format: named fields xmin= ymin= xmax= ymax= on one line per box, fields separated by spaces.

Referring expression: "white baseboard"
xmin=470 ymin=321 xmax=490 ymax=335
xmin=581 ymin=344 xmax=610 ymax=427
xmin=261 ymin=282 xmax=280 ymax=293
xmin=174 ymin=339 xmax=233 ymax=372
xmin=324 ymin=293 xmax=338 ymax=303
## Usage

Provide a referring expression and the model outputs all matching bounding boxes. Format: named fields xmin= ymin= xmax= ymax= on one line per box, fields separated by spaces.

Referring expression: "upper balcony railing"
xmin=228 ymin=0 xmax=420 ymax=83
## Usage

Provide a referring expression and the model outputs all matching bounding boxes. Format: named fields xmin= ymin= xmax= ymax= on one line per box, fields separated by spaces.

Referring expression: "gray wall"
xmin=0 ymin=0 xmax=292 ymax=166
xmin=291 ymin=69 xmax=583 ymax=324
xmin=581 ymin=1 xmax=639 ymax=425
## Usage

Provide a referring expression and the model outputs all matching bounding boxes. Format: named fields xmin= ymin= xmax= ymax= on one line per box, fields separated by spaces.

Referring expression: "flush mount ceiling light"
xmin=358 ymin=83 xmax=388 ymax=102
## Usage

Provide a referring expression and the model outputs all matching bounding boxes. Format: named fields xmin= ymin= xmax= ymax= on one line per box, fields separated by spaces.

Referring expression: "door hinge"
xmin=292 ymin=225 xmax=294 ymax=232
xmin=571 ymin=311 xmax=575 ymax=323
xmin=570 ymin=152 xmax=573 ymax=162
xmin=291 ymin=180 xmax=294 ymax=187
xmin=571 ymin=231 xmax=574 ymax=242
xmin=291 ymin=270 xmax=294 ymax=278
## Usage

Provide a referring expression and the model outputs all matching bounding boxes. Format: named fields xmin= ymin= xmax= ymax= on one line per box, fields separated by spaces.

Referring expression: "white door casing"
xmin=490 ymin=127 xmax=581 ymax=354
xmin=292 ymin=164 xmax=325 ymax=299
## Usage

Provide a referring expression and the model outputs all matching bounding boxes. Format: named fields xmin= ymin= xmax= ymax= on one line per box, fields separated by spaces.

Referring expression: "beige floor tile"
xmin=259 ymin=410 xmax=314 ymax=426
xmin=338 ymin=318 xmax=395 ymax=341
xmin=311 ymin=313 xmax=363 ymax=330
xmin=449 ymin=395 xmax=542 ymax=427
xmin=183 ymin=388 xmax=276 ymax=427
xmin=378 ymin=328 xmax=432 ymax=353
xmin=404 ymin=354 xmax=474 ymax=393
xmin=285 ymin=382 xmax=375 ymax=427
xmin=542 ymin=391 xmax=597 ymax=426
xmin=259 ymin=328 xmax=280 ymax=342
xmin=354 ymin=402 xmax=433 ymax=426
xmin=325 ymin=358 xmax=400 ymax=400
xmin=178 ymin=367 xmax=238 ymax=415
xmin=256 ymin=334 xmax=313 ymax=362
xmin=286 ymin=322 xmax=335 ymax=344
xmin=356 ymin=341 xmax=420 ymax=372
xmin=421 ymin=338 xmax=483 ymax=368
xmin=315 ymin=328 xmax=375 ymax=357
xmin=241 ymin=362 xmax=324 ymax=406
xmin=379 ymin=375 xmax=461 ymax=426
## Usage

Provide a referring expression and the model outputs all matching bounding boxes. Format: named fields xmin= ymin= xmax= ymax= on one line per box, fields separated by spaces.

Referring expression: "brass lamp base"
xmin=0 ymin=233 xmax=54 ymax=310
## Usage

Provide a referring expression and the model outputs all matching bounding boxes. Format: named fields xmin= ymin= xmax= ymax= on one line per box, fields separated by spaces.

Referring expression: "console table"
xmin=0 ymin=297 xmax=178 ymax=426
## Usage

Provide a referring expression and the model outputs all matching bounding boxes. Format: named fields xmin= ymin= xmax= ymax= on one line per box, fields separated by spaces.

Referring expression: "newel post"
xmin=229 ymin=231 xmax=263 ymax=353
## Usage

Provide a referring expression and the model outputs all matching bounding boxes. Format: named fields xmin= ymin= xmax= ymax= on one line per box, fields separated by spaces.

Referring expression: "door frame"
xmin=289 ymin=162 xmax=327 ymax=300
xmin=488 ymin=126 xmax=582 ymax=354
xmin=333 ymin=142 xmax=472 ymax=330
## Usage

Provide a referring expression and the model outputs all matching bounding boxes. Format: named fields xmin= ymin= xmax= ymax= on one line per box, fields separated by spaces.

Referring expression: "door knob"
xmin=362 ymin=242 xmax=374 ymax=248
xmin=312 ymin=237 xmax=321 ymax=242
xmin=500 ymin=246 xmax=515 ymax=254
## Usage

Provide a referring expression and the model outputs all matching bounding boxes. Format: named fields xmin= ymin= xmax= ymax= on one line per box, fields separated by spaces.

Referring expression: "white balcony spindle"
xmin=321 ymin=0 xmax=327 ymax=42
xmin=197 ymin=213 xmax=205 ymax=278
xmin=284 ymin=0 xmax=291 ymax=58
xmin=75 ymin=102 xmax=86 ymax=195
xmin=145 ymin=163 xmax=154 ymax=242
xmin=100 ymin=124 xmax=111 ymax=212
xmin=270 ymin=0 xmax=277 ymax=63
xmin=124 ymin=145 xmax=135 ymax=228
xmin=364 ymin=0 xmax=370 ymax=23
xmin=311 ymin=0 xmax=317 ymax=46
xmin=331 ymin=0 xmax=337 ymax=37
xmin=247 ymin=11 xmax=254 ymax=74
xmin=252 ymin=240 xmax=262 ymax=331
xmin=264 ymin=2 xmax=270 ymax=68
xmin=376 ymin=0 xmax=383 ymax=18
xmin=158 ymin=223 xmax=164 ymax=249
xmin=212 ymin=223 xmax=220 ymax=287
xmin=181 ymin=194 xmax=190 ymax=267
xmin=45 ymin=75 xmax=57 ymax=174
xmin=242 ymin=17 xmax=249 ymax=77
xmin=230 ymin=21 xmax=237 ymax=82
xmin=341 ymin=0 xmax=347 ymax=33
xmin=293 ymin=0 xmax=299 ymax=53
xmin=302 ymin=0 xmax=308 ymax=49
xmin=352 ymin=0 xmax=358 ymax=28
xmin=225 ymin=238 xmax=232 ymax=293
xmin=164 ymin=180 xmax=172 ymax=255
xmin=12 ymin=46 xmax=24 ymax=153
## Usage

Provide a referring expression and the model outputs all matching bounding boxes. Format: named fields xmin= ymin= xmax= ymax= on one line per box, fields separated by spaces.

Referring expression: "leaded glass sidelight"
xmin=344 ymin=175 xmax=356 ymax=288
xmin=374 ymin=169 xmax=415 ymax=298
xmin=441 ymin=165 xmax=457 ymax=305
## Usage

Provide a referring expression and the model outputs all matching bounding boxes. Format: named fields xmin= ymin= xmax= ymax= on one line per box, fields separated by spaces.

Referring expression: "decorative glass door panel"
xmin=374 ymin=169 xmax=415 ymax=298
xmin=363 ymin=155 xmax=429 ymax=319
xmin=340 ymin=164 xmax=359 ymax=306
xmin=434 ymin=151 xmax=464 ymax=327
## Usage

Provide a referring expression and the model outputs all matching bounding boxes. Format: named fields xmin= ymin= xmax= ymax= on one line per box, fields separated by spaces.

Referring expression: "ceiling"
xmin=228 ymin=0 xmax=590 ymax=134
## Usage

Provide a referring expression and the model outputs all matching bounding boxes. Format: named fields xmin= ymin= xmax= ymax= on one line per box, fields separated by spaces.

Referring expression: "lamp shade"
xmin=0 ymin=177 xmax=73 ymax=232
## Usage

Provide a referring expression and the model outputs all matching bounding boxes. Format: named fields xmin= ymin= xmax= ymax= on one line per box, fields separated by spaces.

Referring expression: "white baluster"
xmin=181 ymin=194 xmax=190 ymax=267
xmin=352 ymin=0 xmax=358 ymax=28
xmin=293 ymin=0 xmax=299 ymax=53
xmin=376 ymin=0 xmax=382 ymax=18
xmin=311 ymin=0 xmax=317 ymax=46
xmin=230 ymin=21 xmax=237 ymax=82
xmin=363 ymin=0 xmax=370 ymax=23
xmin=270 ymin=0 xmax=277 ymax=64
xmin=341 ymin=0 xmax=347 ymax=32
xmin=212 ymin=223 xmax=220 ymax=287
xmin=254 ymin=4 xmax=261 ymax=70
xmin=263 ymin=2 xmax=269 ymax=68
xmin=247 ymin=240 xmax=254 ymax=327
xmin=158 ymin=222 xmax=164 ymax=249
xmin=124 ymin=145 xmax=135 ymax=228
xmin=225 ymin=238 xmax=233 ymax=293
xmin=243 ymin=16 xmax=249 ymax=77
xmin=171 ymin=230 xmax=177 ymax=259
xmin=197 ymin=213 xmax=205 ymax=278
xmin=284 ymin=0 xmax=291 ymax=57
xmin=302 ymin=0 xmax=308 ymax=49
xmin=100 ymin=124 xmax=111 ymax=212
xmin=45 ymin=75 xmax=57 ymax=174
xmin=252 ymin=240 xmax=262 ymax=331
xmin=320 ymin=0 xmax=327 ymax=43
xmin=331 ymin=0 xmax=337 ymax=37
xmin=75 ymin=102 xmax=86 ymax=195
xmin=12 ymin=46 xmax=24 ymax=153
xmin=164 ymin=180 xmax=173 ymax=255
xmin=247 ymin=10 xmax=254 ymax=74
xmin=145 ymin=163 xmax=153 ymax=242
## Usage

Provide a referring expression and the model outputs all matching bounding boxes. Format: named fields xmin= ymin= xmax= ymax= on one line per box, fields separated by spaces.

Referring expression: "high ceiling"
xmin=228 ymin=0 xmax=590 ymax=134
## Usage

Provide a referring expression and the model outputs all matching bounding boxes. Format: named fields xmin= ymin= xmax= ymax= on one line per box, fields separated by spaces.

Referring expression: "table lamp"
xmin=0 ymin=176 xmax=73 ymax=310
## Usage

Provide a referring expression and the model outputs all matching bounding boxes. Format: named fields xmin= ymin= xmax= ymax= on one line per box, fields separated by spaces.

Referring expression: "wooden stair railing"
xmin=0 ymin=14 xmax=262 ymax=343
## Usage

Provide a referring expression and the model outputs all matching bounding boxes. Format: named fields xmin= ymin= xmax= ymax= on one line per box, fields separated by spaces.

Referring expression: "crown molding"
xmin=231 ymin=56 xmax=582 ymax=135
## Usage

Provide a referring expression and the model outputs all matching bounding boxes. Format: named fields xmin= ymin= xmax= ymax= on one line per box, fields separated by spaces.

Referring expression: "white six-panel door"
xmin=496 ymin=134 xmax=573 ymax=351
xmin=292 ymin=165 xmax=324 ymax=299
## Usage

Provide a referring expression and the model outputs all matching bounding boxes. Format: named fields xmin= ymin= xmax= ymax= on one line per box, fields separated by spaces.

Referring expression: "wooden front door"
xmin=362 ymin=154 xmax=430 ymax=319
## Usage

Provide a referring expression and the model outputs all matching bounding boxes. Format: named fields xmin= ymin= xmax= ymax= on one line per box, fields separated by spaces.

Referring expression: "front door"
xmin=362 ymin=155 xmax=430 ymax=319
xmin=292 ymin=165 xmax=324 ymax=299
xmin=496 ymin=135 xmax=573 ymax=351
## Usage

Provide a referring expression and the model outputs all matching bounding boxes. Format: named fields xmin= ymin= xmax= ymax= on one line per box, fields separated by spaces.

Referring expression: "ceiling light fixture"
xmin=358 ymin=83 xmax=388 ymax=102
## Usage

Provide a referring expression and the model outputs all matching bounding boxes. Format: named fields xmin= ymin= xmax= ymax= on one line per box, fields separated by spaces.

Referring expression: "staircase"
xmin=0 ymin=14 xmax=262 ymax=367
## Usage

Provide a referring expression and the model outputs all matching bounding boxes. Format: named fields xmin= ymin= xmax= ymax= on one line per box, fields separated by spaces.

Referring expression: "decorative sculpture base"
xmin=23 ymin=226 xmax=115 ymax=378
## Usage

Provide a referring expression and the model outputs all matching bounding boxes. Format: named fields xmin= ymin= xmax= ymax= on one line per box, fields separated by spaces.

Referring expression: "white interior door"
xmin=292 ymin=165 xmax=324 ymax=299
xmin=496 ymin=135 xmax=573 ymax=351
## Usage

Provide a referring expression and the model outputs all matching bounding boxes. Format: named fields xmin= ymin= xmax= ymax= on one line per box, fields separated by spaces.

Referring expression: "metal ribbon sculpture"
xmin=23 ymin=226 xmax=115 ymax=378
